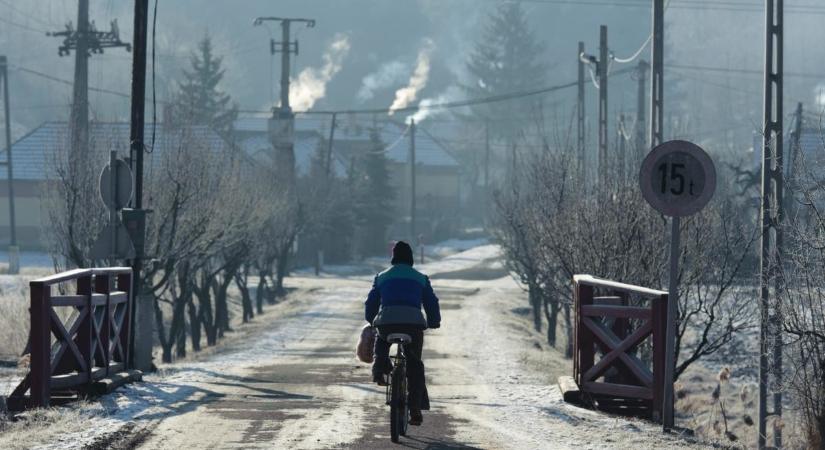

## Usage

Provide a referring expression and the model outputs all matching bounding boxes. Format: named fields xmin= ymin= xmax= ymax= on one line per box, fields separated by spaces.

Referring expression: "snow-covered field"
xmin=0 ymin=241 xmax=711 ymax=449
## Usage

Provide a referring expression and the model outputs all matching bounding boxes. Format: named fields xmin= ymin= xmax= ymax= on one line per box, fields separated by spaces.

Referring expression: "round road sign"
xmin=99 ymin=159 xmax=133 ymax=210
xmin=639 ymin=140 xmax=716 ymax=217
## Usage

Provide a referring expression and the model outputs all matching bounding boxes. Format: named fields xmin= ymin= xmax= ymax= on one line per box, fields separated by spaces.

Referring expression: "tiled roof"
xmin=237 ymin=131 xmax=348 ymax=177
xmin=1 ymin=122 xmax=229 ymax=181
xmin=233 ymin=117 xmax=459 ymax=168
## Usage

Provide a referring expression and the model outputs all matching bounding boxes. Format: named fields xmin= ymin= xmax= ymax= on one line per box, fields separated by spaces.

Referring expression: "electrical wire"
xmin=0 ymin=16 xmax=46 ymax=34
xmin=238 ymin=66 xmax=635 ymax=116
xmin=667 ymin=63 xmax=825 ymax=79
xmin=11 ymin=65 xmax=132 ymax=99
xmin=0 ymin=0 xmax=55 ymax=28
xmin=609 ymin=0 xmax=669 ymax=64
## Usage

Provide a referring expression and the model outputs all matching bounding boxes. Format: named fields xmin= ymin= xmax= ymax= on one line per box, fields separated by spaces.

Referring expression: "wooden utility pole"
xmin=0 ymin=56 xmax=17 ymax=274
xmin=759 ymin=1 xmax=784 ymax=448
xmin=650 ymin=1 xmax=664 ymax=150
xmin=127 ymin=0 xmax=150 ymax=372
xmin=325 ymin=112 xmax=337 ymax=177
xmin=48 ymin=0 xmax=130 ymax=162
xmin=484 ymin=119 xmax=491 ymax=221
xmin=617 ymin=114 xmax=626 ymax=183
xmin=598 ymin=26 xmax=608 ymax=182
xmin=410 ymin=119 xmax=417 ymax=241
xmin=635 ymin=60 xmax=649 ymax=163
xmin=577 ymin=41 xmax=586 ymax=183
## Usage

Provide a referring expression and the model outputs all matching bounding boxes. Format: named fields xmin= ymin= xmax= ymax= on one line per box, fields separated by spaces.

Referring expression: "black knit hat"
xmin=391 ymin=241 xmax=414 ymax=266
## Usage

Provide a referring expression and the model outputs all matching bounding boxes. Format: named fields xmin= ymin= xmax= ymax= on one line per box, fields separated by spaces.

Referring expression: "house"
xmin=0 ymin=122 xmax=229 ymax=249
xmin=233 ymin=116 xmax=462 ymax=241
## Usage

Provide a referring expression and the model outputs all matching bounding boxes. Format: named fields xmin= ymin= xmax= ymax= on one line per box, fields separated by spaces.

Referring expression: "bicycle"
xmin=384 ymin=333 xmax=412 ymax=443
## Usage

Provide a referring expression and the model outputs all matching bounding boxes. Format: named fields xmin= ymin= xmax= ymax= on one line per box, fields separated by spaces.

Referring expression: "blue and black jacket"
xmin=364 ymin=263 xmax=441 ymax=329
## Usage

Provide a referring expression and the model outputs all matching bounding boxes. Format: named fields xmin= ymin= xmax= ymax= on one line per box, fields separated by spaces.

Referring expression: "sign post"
xmin=639 ymin=139 xmax=716 ymax=430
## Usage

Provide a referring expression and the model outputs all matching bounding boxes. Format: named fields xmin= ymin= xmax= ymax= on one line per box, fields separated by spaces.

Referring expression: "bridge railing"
xmin=8 ymin=267 xmax=133 ymax=409
xmin=573 ymin=274 xmax=668 ymax=421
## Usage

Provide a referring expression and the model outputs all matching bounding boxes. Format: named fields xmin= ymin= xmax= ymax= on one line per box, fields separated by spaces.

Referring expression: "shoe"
xmin=409 ymin=409 xmax=423 ymax=426
xmin=373 ymin=373 xmax=388 ymax=386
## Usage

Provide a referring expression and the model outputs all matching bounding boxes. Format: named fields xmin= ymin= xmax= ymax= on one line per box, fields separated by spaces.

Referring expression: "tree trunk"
xmin=188 ymin=297 xmax=201 ymax=352
xmin=173 ymin=298 xmax=187 ymax=359
xmin=236 ymin=267 xmax=253 ymax=323
xmin=256 ymin=269 xmax=266 ymax=313
xmin=154 ymin=298 xmax=173 ymax=364
xmin=563 ymin=303 xmax=573 ymax=359
xmin=215 ymin=263 xmax=238 ymax=336
xmin=529 ymin=280 xmax=542 ymax=332
xmin=196 ymin=271 xmax=217 ymax=347
xmin=542 ymin=295 xmax=559 ymax=348
xmin=275 ymin=238 xmax=293 ymax=296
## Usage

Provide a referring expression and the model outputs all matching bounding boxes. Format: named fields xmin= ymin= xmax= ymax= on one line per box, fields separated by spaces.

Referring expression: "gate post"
xmin=117 ymin=271 xmax=133 ymax=368
xmin=652 ymin=292 xmax=668 ymax=422
xmin=576 ymin=283 xmax=595 ymax=385
xmin=77 ymin=274 xmax=93 ymax=387
xmin=29 ymin=282 xmax=51 ymax=407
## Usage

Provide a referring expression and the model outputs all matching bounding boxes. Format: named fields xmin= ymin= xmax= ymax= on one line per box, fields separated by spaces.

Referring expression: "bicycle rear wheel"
xmin=389 ymin=362 xmax=408 ymax=443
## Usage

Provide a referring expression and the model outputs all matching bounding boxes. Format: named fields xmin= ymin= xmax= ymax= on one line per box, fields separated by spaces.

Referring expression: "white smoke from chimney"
xmin=357 ymin=60 xmax=410 ymax=103
xmin=388 ymin=40 xmax=434 ymax=115
xmin=407 ymin=85 xmax=463 ymax=124
xmin=289 ymin=33 xmax=351 ymax=111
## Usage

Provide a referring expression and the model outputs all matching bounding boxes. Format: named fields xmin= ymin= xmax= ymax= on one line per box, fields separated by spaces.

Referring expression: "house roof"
xmin=237 ymin=130 xmax=348 ymax=177
xmin=752 ymin=128 xmax=825 ymax=170
xmin=0 ymin=122 xmax=229 ymax=181
xmin=233 ymin=117 xmax=460 ymax=169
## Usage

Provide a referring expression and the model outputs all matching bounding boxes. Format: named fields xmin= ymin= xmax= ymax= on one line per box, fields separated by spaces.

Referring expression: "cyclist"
xmin=365 ymin=240 xmax=441 ymax=426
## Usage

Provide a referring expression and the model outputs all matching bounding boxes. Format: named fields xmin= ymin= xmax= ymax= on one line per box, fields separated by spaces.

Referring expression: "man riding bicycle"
xmin=365 ymin=241 xmax=441 ymax=426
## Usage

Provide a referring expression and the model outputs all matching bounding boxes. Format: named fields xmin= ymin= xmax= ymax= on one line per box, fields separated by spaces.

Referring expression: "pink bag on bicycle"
xmin=356 ymin=324 xmax=376 ymax=363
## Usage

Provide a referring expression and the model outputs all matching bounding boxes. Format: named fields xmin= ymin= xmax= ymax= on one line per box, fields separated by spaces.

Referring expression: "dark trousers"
xmin=373 ymin=324 xmax=429 ymax=411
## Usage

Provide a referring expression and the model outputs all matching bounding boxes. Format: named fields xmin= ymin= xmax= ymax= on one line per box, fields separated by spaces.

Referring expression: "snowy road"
xmin=31 ymin=245 xmax=705 ymax=449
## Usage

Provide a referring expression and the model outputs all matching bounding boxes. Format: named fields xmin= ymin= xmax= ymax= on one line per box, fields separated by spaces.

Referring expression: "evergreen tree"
xmin=464 ymin=4 xmax=547 ymax=142
xmin=353 ymin=127 xmax=395 ymax=257
xmin=170 ymin=32 xmax=238 ymax=138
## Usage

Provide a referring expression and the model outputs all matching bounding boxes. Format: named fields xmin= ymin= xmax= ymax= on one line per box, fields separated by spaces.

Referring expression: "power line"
xmin=0 ymin=16 xmax=47 ymax=34
xmin=471 ymin=0 xmax=825 ymax=14
xmin=668 ymin=63 xmax=825 ymax=79
xmin=11 ymin=65 xmax=131 ymax=98
xmin=0 ymin=0 xmax=55 ymax=28
xmin=240 ymin=66 xmax=635 ymax=116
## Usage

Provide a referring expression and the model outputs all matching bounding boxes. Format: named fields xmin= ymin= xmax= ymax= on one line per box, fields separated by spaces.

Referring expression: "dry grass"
xmin=0 ymin=402 xmax=100 ymax=450
xmin=676 ymin=364 xmax=804 ymax=449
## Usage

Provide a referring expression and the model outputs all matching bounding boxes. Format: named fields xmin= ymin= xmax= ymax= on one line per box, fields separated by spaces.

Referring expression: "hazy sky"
xmin=2 ymin=0 xmax=825 ymax=149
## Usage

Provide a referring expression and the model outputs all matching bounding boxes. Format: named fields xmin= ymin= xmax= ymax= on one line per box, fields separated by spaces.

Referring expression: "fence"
xmin=573 ymin=274 xmax=668 ymax=421
xmin=7 ymin=267 xmax=133 ymax=410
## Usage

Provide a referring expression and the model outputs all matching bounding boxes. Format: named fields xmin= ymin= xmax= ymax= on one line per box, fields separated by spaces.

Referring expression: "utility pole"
xmin=617 ymin=114 xmax=626 ymax=184
xmin=786 ymin=102 xmax=802 ymax=217
xmin=48 ymin=0 xmax=130 ymax=163
xmin=577 ymin=41 xmax=586 ymax=184
xmin=598 ymin=25 xmax=609 ymax=183
xmin=635 ymin=60 xmax=649 ymax=163
xmin=325 ymin=112 xmax=337 ymax=177
xmin=759 ymin=1 xmax=784 ymax=448
xmin=651 ymin=1 xmax=664 ymax=150
xmin=126 ymin=0 xmax=150 ymax=372
xmin=0 ymin=56 xmax=17 ymax=274
xmin=254 ymin=17 xmax=315 ymax=184
xmin=484 ymin=119 xmax=491 ymax=221
xmin=410 ymin=119 xmax=417 ymax=241
xmin=650 ymin=0 xmax=674 ymax=431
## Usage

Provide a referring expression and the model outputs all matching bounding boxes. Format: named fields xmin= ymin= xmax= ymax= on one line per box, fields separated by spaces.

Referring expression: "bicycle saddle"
xmin=386 ymin=333 xmax=412 ymax=344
